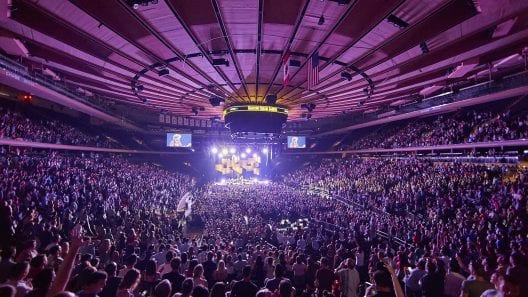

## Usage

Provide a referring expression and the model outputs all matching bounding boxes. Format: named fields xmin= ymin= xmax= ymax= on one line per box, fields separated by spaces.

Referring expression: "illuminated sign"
xmin=223 ymin=105 xmax=288 ymax=117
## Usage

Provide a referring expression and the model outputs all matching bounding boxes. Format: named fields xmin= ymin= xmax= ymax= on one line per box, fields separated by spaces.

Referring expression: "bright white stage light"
xmin=241 ymin=153 xmax=247 ymax=158
xmin=218 ymin=153 xmax=224 ymax=158
xmin=262 ymin=147 xmax=269 ymax=154
xmin=229 ymin=147 xmax=236 ymax=154
xmin=222 ymin=148 xmax=228 ymax=155
xmin=245 ymin=148 xmax=251 ymax=154
xmin=252 ymin=153 xmax=258 ymax=159
xmin=211 ymin=147 xmax=218 ymax=154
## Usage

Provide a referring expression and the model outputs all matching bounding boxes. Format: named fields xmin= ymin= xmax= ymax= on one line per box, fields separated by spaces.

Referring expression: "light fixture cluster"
xmin=210 ymin=146 xmax=269 ymax=159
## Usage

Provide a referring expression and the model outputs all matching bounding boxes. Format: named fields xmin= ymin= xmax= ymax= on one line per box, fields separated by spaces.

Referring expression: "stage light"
xmin=318 ymin=15 xmax=325 ymax=26
xmin=420 ymin=41 xmax=429 ymax=54
xmin=229 ymin=148 xmax=236 ymax=154
xmin=218 ymin=153 xmax=224 ymax=158
xmin=222 ymin=148 xmax=228 ymax=155
xmin=211 ymin=147 xmax=218 ymax=154
xmin=212 ymin=58 xmax=230 ymax=67
xmin=387 ymin=14 xmax=409 ymax=29
xmin=245 ymin=148 xmax=251 ymax=154
xmin=241 ymin=153 xmax=247 ymax=158
xmin=252 ymin=153 xmax=258 ymax=159
xmin=262 ymin=148 xmax=269 ymax=154
xmin=158 ymin=68 xmax=169 ymax=77
xmin=341 ymin=71 xmax=352 ymax=81
xmin=209 ymin=96 xmax=225 ymax=107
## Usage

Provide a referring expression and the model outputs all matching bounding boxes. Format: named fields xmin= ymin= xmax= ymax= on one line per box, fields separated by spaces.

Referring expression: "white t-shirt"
xmin=336 ymin=268 xmax=360 ymax=297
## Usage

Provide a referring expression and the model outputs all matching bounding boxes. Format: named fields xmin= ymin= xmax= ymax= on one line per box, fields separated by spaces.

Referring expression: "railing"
xmin=0 ymin=138 xmax=193 ymax=154
xmin=0 ymin=54 xmax=133 ymax=126
xmin=285 ymin=139 xmax=528 ymax=155
xmin=306 ymin=186 xmax=414 ymax=248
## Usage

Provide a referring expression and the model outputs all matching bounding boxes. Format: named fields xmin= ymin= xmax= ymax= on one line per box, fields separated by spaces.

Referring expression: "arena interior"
xmin=0 ymin=1 xmax=528 ymax=297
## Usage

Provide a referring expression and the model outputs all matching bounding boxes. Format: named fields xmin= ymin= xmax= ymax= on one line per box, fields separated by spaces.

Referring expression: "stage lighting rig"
xmin=209 ymin=96 xmax=225 ymax=107
xmin=126 ymin=0 xmax=158 ymax=9
xmin=158 ymin=68 xmax=169 ymax=77
xmin=318 ymin=15 xmax=325 ymax=26
xmin=301 ymin=103 xmax=316 ymax=112
xmin=387 ymin=14 xmax=409 ymax=29
xmin=212 ymin=58 xmax=230 ymax=67
xmin=341 ymin=71 xmax=352 ymax=81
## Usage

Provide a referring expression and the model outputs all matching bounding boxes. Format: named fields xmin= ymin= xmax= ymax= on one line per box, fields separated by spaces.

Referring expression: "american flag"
xmin=307 ymin=51 xmax=319 ymax=90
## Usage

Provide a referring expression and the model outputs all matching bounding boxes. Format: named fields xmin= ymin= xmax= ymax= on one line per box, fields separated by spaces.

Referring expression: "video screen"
xmin=287 ymin=136 xmax=306 ymax=148
xmin=166 ymin=133 xmax=192 ymax=147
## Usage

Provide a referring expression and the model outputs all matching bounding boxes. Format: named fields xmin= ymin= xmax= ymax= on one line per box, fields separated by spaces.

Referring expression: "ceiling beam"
xmin=210 ymin=0 xmax=251 ymax=101
xmin=164 ymin=0 xmax=246 ymax=102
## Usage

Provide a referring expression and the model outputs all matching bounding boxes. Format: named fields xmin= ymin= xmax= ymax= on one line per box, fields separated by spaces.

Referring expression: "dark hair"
xmin=49 ymin=245 xmax=60 ymax=256
xmin=119 ymin=268 xmax=140 ymax=290
xmin=320 ymin=257 xmax=329 ymax=267
xmin=74 ymin=267 xmax=97 ymax=291
xmin=279 ymin=280 xmax=293 ymax=297
xmin=417 ymin=259 xmax=426 ymax=270
xmin=449 ymin=259 xmax=460 ymax=273
xmin=373 ymin=270 xmax=392 ymax=289
xmin=125 ymin=254 xmax=138 ymax=266
xmin=242 ymin=265 xmax=252 ymax=278
xmin=170 ymin=257 xmax=181 ymax=271
xmin=105 ymin=262 xmax=118 ymax=276
xmin=32 ymin=268 xmax=54 ymax=290
xmin=426 ymin=261 xmax=437 ymax=274
xmin=0 ymin=246 xmax=16 ymax=259
xmin=510 ymin=252 xmax=525 ymax=267
xmin=8 ymin=262 xmax=29 ymax=280
xmin=165 ymin=251 xmax=174 ymax=262
xmin=153 ymin=279 xmax=171 ymax=297
xmin=80 ymin=254 xmax=93 ymax=262
xmin=470 ymin=261 xmax=486 ymax=277
xmin=209 ymin=282 xmax=226 ymax=297
xmin=274 ymin=264 xmax=284 ymax=278
xmin=191 ymin=285 xmax=208 ymax=297
xmin=180 ymin=278 xmax=194 ymax=295
xmin=30 ymin=254 xmax=47 ymax=268
xmin=85 ymin=271 xmax=107 ymax=286
xmin=146 ymin=260 xmax=157 ymax=276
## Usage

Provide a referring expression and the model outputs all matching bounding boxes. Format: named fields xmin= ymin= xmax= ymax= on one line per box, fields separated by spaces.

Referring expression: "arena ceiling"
xmin=1 ymin=0 xmax=528 ymax=121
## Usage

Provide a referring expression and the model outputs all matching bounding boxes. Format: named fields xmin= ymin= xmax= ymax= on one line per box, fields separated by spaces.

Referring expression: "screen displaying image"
xmin=287 ymin=136 xmax=306 ymax=148
xmin=166 ymin=133 xmax=192 ymax=147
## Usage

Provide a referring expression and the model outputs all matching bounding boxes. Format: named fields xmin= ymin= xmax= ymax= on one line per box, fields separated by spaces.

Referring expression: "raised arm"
xmin=46 ymin=225 xmax=89 ymax=297
xmin=384 ymin=260 xmax=405 ymax=297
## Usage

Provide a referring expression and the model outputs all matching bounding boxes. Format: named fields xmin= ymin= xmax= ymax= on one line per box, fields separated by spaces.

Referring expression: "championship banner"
xmin=283 ymin=52 xmax=291 ymax=86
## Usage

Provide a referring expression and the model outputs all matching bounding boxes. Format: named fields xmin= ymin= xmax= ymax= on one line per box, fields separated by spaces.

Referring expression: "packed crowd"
xmin=0 ymin=105 xmax=119 ymax=148
xmin=284 ymin=157 xmax=528 ymax=296
xmin=0 ymin=144 xmax=526 ymax=297
xmin=0 ymin=147 xmax=195 ymax=297
xmin=340 ymin=108 xmax=528 ymax=150
xmin=0 ymin=107 xmax=527 ymax=297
